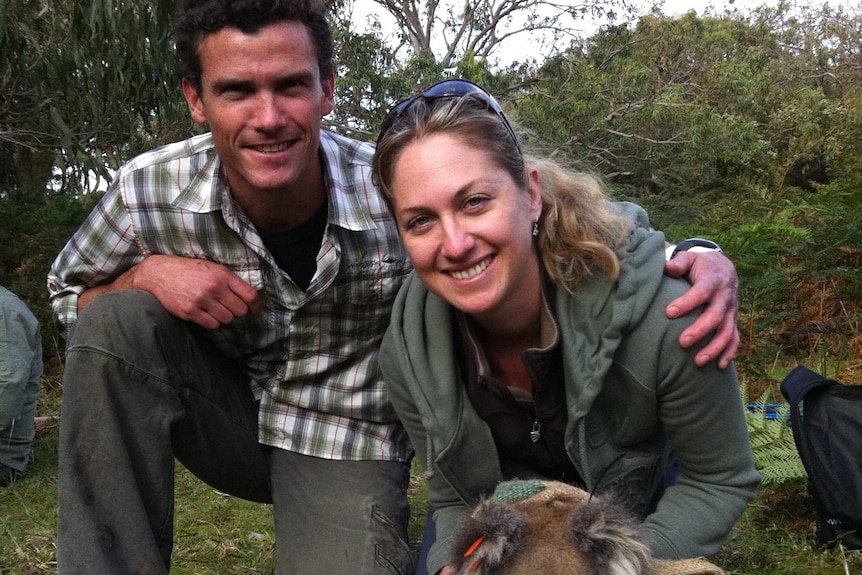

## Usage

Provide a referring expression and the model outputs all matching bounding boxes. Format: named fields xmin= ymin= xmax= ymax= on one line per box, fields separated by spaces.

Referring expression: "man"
xmin=47 ymin=0 xmax=739 ymax=573
xmin=0 ymin=285 xmax=42 ymax=487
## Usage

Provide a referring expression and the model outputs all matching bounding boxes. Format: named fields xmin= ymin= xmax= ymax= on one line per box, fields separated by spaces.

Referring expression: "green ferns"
xmin=744 ymin=389 xmax=807 ymax=485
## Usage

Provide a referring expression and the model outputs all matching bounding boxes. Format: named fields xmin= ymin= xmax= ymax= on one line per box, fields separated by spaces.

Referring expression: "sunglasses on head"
xmin=376 ymin=79 xmax=521 ymax=153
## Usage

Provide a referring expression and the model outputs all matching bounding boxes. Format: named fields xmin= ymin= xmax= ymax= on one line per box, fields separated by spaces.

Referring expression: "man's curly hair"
xmin=173 ymin=0 xmax=334 ymax=93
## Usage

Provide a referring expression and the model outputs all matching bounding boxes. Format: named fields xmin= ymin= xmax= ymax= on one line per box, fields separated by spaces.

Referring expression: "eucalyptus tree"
xmin=338 ymin=0 xmax=640 ymax=69
xmin=1 ymin=0 xmax=194 ymax=194
xmin=1 ymin=0 xmax=637 ymax=194
xmin=327 ymin=8 xmax=443 ymax=140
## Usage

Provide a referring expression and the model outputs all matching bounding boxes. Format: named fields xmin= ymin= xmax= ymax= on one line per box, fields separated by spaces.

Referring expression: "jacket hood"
xmin=555 ymin=226 xmax=667 ymax=422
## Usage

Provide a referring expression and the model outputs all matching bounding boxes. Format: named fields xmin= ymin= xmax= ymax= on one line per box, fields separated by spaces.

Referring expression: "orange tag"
xmin=464 ymin=536 xmax=484 ymax=557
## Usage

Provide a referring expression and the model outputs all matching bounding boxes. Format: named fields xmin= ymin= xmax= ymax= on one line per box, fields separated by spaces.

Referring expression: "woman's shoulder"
xmin=385 ymin=272 xmax=455 ymax=354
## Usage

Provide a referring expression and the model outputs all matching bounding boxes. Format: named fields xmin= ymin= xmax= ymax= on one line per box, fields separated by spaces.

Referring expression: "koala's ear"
xmin=448 ymin=500 xmax=526 ymax=574
xmin=567 ymin=497 xmax=654 ymax=575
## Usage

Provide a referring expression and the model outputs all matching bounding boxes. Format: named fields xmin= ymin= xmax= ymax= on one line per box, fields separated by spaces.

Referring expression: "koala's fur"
xmin=447 ymin=480 xmax=726 ymax=575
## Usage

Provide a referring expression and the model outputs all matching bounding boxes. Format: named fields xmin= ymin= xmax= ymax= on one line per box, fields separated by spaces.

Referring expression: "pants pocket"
xmin=372 ymin=503 xmax=414 ymax=575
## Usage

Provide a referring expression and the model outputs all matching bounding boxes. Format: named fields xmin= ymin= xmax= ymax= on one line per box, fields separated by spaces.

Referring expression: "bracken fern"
xmin=743 ymin=387 xmax=807 ymax=485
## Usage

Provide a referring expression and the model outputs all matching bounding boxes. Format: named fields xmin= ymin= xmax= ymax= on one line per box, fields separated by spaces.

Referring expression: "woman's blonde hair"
xmin=372 ymin=92 xmax=629 ymax=291
xmin=530 ymin=156 xmax=629 ymax=288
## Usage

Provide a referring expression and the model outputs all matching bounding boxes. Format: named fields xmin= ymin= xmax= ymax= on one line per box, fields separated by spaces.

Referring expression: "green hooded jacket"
xmin=380 ymin=223 xmax=760 ymax=574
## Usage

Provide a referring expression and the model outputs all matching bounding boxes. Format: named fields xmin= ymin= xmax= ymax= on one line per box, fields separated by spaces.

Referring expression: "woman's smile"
xmin=448 ymin=256 xmax=493 ymax=280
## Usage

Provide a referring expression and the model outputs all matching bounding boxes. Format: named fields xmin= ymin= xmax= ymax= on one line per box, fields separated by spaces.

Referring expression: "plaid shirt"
xmin=47 ymin=130 xmax=413 ymax=462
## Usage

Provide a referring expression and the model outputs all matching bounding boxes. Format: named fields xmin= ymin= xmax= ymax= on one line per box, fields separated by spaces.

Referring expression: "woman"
xmin=371 ymin=80 xmax=760 ymax=575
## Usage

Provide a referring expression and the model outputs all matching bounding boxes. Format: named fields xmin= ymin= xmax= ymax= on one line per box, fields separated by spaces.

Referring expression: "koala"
xmin=446 ymin=480 xmax=726 ymax=575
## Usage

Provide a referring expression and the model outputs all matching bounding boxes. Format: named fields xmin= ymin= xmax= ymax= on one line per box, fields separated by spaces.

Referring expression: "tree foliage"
xmin=328 ymin=10 xmax=443 ymax=139
xmin=507 ymin=3 xmax=861 ymax=369
xmin=514 ymin=4 xmax=862 ymax=201
xmin=345 ymin=0 xmax=639 ymax=69
xmin=327 ymin=2 xmax=529 ymax=142
xmin=1 ymin=0 xmax=196 ymax=194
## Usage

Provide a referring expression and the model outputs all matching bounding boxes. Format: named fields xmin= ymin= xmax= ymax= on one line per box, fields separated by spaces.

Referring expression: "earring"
xmin=532 ymin=221 xmax=539 ymax=237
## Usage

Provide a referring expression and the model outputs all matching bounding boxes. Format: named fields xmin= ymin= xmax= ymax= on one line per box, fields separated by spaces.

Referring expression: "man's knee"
xmin=70 ymin=290 xmax=172 ymax=348
xmin=65 ymin=290 xmax=200 ymax=385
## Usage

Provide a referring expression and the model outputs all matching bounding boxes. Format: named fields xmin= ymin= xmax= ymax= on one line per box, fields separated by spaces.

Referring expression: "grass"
xmin=714 ymin=481 xmax=862 ymax=574
xmin=3 ymin=408 xmax=862 ymax=573
xmin=0 ymin=422 xmax=429 ymax=574
xmin=2 ymin=423 xmax=58 ymax=574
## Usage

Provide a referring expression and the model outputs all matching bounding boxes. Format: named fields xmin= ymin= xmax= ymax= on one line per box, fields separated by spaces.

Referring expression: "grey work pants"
xmin=57 ymin=291 xmax=413 ymax=575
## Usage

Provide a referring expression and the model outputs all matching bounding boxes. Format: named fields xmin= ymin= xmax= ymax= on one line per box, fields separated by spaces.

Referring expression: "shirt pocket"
xmin=326 ymin=257 xmax=408 ymax=341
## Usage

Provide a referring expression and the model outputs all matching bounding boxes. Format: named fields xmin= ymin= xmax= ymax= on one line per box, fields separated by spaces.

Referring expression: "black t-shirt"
xmin=257 ymin=199 xmax=328 ymax=291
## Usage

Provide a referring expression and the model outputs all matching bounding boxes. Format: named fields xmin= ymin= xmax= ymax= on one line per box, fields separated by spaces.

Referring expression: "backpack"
xmin=780 ymin=365 xmax=862 ymax=550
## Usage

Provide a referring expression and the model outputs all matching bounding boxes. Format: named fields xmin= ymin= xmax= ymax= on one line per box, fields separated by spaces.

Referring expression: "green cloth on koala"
xmin=491 ymin=479 xmax=548 ymax=503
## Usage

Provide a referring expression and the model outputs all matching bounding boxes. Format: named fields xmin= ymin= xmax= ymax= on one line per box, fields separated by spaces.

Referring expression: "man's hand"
xmin=664 ymin=250 xmax=740 ymax=369
xmin=79 ymin=255 xmax=262 ymax=329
